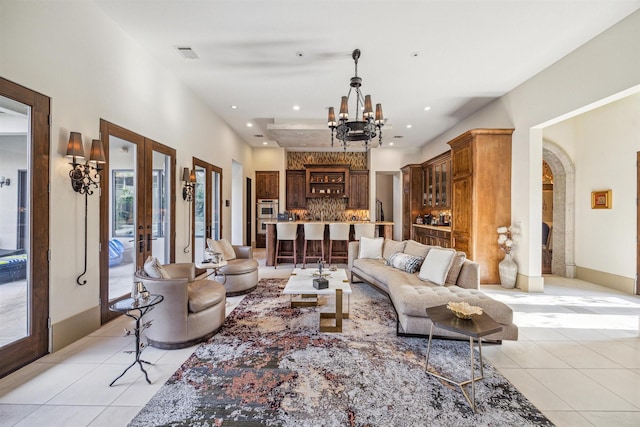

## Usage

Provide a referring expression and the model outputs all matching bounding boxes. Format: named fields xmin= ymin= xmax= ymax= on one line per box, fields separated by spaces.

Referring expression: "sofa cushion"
xmin=359 ymin=236 xmax=384 ymax=259
xmin=143 ymin=256 xmax=170 ymax=279
xmin=386 ymin=252 xmax=424 ymax=274
xmin=187 ymin=280 xmax=225 ymax=313
xmin=445 ymin=251 xmax=467 ymax=286
xmin=220 ymin=258 xmax=259 ymax=275
xmin=382 ymin=239 xmax=406 ymax=261
xmin=207 ymin=238 xmax=236 ymax=261
xmin=418 ymin=247 xmax=456 ymax=286
xmin=403 ymin=240 xmax=432 ymax=259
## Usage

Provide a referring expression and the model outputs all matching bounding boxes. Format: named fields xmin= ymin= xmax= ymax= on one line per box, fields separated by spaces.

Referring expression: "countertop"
xmin=264 ymin=220 xmax=395 ymax=225
xmin=412 ymin=224 xmax=452 ymax=232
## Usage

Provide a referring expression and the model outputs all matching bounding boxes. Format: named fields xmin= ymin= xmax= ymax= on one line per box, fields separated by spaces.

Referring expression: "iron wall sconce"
xmin=0 ymin=176 xmax=10 ymax=187
xmin=182 ymin=167 xmax=195 ymax=201
xmin=66 ymin=131 xmax=106 ymax=285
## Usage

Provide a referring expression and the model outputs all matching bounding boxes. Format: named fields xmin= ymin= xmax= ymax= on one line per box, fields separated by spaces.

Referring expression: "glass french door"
xmin=0 ymin=78 xmax=50 ymax=378
xmin=99 ymin=120 xmax=176 ymax=324
xmin=193 ymin=158 xmax=222 ymax=266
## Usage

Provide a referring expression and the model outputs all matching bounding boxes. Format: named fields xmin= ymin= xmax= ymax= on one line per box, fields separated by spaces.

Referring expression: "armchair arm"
xmin=162 ymin=263 xmax=195 ymax=282
xmin=233 ymin=245 xmax=253 ymax=259
xmin=348 ymin=241 xmax=360 ymax=271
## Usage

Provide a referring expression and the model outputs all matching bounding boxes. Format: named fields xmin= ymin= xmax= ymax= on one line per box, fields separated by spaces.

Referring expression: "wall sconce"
xmin=66 ymin=131 xmax=106 ymax=286
xmin=0 ymin=176 xmax=10 ymax=187
xmin=182 ymin=167 xmax=195 ymax=201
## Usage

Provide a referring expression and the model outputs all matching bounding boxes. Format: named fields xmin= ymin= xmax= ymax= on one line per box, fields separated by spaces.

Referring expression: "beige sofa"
xmin=134 ymin=263 xmax=226 ymax=349
xmin=348 ymin=239 xmax=518 ymax=341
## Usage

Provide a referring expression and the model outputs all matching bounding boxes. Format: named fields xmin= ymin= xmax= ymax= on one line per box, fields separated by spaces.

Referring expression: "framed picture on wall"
xmin=591 ymin=190 xmax=612 ymax=209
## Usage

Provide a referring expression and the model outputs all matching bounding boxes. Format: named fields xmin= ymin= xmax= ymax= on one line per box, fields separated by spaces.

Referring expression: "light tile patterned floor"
xmin=0 ymin=251 xmax=638 ymax=426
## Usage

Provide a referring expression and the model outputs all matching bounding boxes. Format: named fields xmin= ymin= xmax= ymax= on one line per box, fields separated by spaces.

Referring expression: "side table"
xmin=108 ymin=294 xmax=164 ymax=386
xmin=196 ymin=259 xmax=228 ymax=284
xmin=424 ymin=304 xmax=502 ymax=412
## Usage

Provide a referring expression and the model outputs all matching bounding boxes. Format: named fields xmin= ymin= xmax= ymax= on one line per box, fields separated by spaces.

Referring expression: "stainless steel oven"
xmin=257 ymin=219 xmax=269 ymax=234
xmin=257 ymin=199 xmax=278 ymax=219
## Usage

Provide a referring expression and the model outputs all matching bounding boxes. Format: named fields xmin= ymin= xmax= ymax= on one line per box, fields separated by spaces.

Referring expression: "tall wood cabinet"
xmin=401 ymin=164 xmax=424 ymax=240
xmin=448 ymin=128 xmax=514 ymax=284
xmin=347 ymin=170 xmax=369 ymax=209
xmin=424 ymin=152 xmax=451 ymax=209
xmin=286 ymin=170 xmax=306 ymax=209
xmin=256 ymin=171 xmax=279 ymax=199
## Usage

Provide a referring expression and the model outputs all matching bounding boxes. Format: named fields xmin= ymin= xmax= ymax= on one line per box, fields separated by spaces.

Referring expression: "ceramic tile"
xmin=496 ymin=368 xmax=571 ymax=411
xmin=88 ymin=406 xmax=142 ymax=427
xmin=537 ymin=341 xmax=624 ymax=369
xmin=581 ymin=411 xmax=640 ymax=427
xmin=579 ymin=369 xmax=640 ymax=408
xmin=583 ymin=341 xmax=640 ymax=369
xmin=519 ymin=326 xmax=571 ymax=341
xmin=497 ymin=341 xmax=571 ymax=369
xmin=44 ymin=336 xmax=131 ymax=364
xmin=527 ymin=369 xmax=637 ymax=411
xmin=479 ymin=345 xmax=520 ymax=369
xmin=0 ymin=404 xmax=40 ymax=425
xmin=14 ymin=405 xmax=106 ymax=427
xmin=110 ymin=363 xmax=179 ymax=406
xmin=155 ymin=345 xmax=199 ymax=365
xmin=542 ymin=410 xmax=593 ymax=427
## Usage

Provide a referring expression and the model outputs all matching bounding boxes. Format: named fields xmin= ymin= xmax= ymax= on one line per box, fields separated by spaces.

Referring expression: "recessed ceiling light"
xmin=389 ymin=142 xmax=394 ymax=146
xmin=293 ymin=105 xmax=300 ymax=111
xmin=406 ymin=124 xmax=412 ymax=129
xmin=231 ymin=105 xmax=238 ymax=109
xmin=410 ymin=51 xmax=419 ymax=57
xmin=296 ymin=51 xmax=304 ymax=57
xmin=246 ymin=123 xmax=253 ymax=127
xmin=424 ymin=106 xmax=431 ymax=111
xmin=262 ymin=141 xmax=268 ymax=145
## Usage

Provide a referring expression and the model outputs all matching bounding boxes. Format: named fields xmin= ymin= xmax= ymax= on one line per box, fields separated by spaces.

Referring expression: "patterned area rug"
xmin=130 ymin=278 xmax=552 ymax=426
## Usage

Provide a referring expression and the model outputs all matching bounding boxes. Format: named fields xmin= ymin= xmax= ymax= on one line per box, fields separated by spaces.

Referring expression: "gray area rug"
xmin=129 ymin=278 xmax=553 ymax=426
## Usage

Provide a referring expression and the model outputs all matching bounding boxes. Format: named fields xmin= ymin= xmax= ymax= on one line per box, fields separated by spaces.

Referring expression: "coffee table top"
xmin=425 ymin=304 xmax=502 ymax=339
xmin=283 ymin=268 xmax=352 ymax=295
xmin=196 ymin=259 xmax=228 ymax=270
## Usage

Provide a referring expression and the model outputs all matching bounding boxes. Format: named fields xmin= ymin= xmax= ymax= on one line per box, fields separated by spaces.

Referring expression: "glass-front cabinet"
xmin=423 ymin=152 xmax=451 ymax=209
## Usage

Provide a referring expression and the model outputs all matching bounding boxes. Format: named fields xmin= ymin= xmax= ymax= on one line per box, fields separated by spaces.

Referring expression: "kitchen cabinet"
xmin=305 ymin=165 xmax=349 ymax=198
xmin=412 ymin=225 xmax=451 ymax=248
xmin=401 ymin=164 xmax=423 ymax=241
xmin=347 ymin=170 xmax=369 ymax=209
xmin=286 ymin=170 xmax=306 ymax=209
xmin=256 ymin=171 xmax=279 ymax=199
xmin=424 ymin=152 xmax=451 ymax=209
xmin=448 ymin=128 xmax=513 ymax=284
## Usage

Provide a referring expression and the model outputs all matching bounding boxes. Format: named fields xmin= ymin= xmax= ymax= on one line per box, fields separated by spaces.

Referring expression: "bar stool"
xmin=275 ymin=222 xmax=298 ymax=268
xmin=303 ymin=223 xmax=325 ymax=268
xmin=354 ymin=223 xmax=376 ymax=241
xmin=328 ymin=223 xmax=350 ymax=265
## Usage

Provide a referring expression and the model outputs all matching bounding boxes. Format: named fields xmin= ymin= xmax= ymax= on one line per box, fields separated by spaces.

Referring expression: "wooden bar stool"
xmin=303 ymin=223 xmax=325 ymax=268
xmin=275 ymin=222 xmax=298 ymax=268
xmin=354 ymin=223 xmax=376 ymax=241
xmin=328 ymin=223 xmax=350 ymax=265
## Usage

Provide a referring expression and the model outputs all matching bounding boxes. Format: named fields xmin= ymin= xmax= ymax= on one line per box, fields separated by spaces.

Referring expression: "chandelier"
xmin=327 ymin=49 xmax=384 ymax=150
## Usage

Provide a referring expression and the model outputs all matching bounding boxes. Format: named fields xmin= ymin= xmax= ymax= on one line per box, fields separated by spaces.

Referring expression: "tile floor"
xmin=0 ymin=251 xmax=638 ymax=426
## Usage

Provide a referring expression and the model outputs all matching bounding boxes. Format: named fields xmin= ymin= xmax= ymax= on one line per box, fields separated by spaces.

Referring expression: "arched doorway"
xmin=542 ymin=140 xmax=576 ymax=278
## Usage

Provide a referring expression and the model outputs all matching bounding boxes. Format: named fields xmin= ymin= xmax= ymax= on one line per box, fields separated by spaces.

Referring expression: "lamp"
xmin=182 ymin=167 xmax=195 ymax=201
xmin=0 ymin=176 xmax=9 ymax=187
xmin=328 ymin=49 xmax=384 ymax=151
xmin=66 ymin=132 xmax=106 ymax=285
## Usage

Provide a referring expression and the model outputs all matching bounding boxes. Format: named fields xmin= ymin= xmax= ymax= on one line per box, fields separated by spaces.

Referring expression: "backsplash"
xmin=287 ymin=151 xmax=367 ymax=170
xmin=290 ymin=198 xmax=369 ymax=222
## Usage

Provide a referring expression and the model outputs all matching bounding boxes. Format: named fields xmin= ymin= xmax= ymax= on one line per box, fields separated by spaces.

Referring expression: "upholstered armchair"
xmin=207 ymin=239 xmax=259 ymax=296
xmin=134 ymin=263 xmax=226 ymax=349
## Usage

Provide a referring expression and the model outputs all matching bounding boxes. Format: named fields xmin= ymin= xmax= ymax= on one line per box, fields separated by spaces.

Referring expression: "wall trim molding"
xmin=576 ymin=266 xmax=635 ymax=294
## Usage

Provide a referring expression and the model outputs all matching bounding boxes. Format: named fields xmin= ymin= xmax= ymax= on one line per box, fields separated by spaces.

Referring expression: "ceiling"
xmin=95 ymin=0 xmax=640 ymax=151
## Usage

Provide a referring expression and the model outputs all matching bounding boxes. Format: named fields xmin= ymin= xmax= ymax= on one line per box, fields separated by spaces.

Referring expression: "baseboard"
xmin=51 ymin=306 xmax=101 ymax=352
xmin=576 ymin=266 xmax=636 ymax=294
xmin=516 ymin=273 xmax=544 ymax=292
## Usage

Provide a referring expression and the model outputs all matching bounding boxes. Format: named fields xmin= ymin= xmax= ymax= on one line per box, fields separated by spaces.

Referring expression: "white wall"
xmin=415 ymin=10 xmax=640 ymax=291
xmin=0 ymin=1 xmax=254 ymax=328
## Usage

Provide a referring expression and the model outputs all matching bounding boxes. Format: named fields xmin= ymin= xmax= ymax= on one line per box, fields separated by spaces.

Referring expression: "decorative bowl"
xmin=446 ymin=301 xmax=483 ymax=319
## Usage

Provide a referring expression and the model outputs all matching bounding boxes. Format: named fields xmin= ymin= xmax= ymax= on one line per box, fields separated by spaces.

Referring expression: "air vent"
xmin=253 ymin=134 xmax=264 ymax=138
xmin=175 ymin=46 xmax=199 ymax=59
xmin=394 ymin=135 xmax=404 ymax=139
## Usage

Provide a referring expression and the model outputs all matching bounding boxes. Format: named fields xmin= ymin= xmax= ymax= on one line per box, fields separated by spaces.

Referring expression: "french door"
xmin=0 ymin=78 xmax=50 ymax=378
xmin=192 ymin=158 xmax=222 ymax=267
xmin=99 ymin=120 xmax=176 ymax=324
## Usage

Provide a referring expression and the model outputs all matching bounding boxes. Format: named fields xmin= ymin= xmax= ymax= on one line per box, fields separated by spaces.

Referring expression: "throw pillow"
xmin=143 ymin=256 xmax=170 ymax=279
xmin=403 ymin=240 xmax=432 ymax=259
xmin=382 ymin=239 xmax=406 ymax=261
xmin=206 ymin=238 xmax=236 ymax=261
xmin=386 ymin=252 xmax=424 ymax=274
xmin=418 ymin=247 xmax=457 ymax=286
xmin=358 ymin=236 xmax=384 ymax=259
xmin=445 ymin=251 xmax=467 ymax=286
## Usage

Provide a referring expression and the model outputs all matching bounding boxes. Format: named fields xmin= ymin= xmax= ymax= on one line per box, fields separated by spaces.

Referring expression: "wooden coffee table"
xmin=424 ymin=304 xmax=503 ymax=412
xmin=283 ymin=268 xmax=352 ymax=332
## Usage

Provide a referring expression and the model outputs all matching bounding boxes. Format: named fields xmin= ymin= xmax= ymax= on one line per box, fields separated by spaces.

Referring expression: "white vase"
xmin=499 ymin=253 xmax=518 ymax=288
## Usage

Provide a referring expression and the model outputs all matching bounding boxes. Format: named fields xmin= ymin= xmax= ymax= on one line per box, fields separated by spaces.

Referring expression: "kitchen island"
xmin=264 ymin=221 xmax=394 ymax=266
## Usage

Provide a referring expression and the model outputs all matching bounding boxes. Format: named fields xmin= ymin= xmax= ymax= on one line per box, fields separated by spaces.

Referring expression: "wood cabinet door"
xmin=256 ymin=171 xmax=279 ymax=199
xmin=451 ymin=142 xmax=472 ymax=177
xmin=451 ymin=176 xmax=472 ymax=256
xmin=286 ymin=170 xmax=306 ymax=209
xmin=347 ymin=171 xmax=369 ymax=209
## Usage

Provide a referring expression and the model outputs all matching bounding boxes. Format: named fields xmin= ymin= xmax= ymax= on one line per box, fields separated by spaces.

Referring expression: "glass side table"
xmin=108 ymin=294 xmax=164 ymax=386
xmin=196 ymin=259 xmax=228 ymax=284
